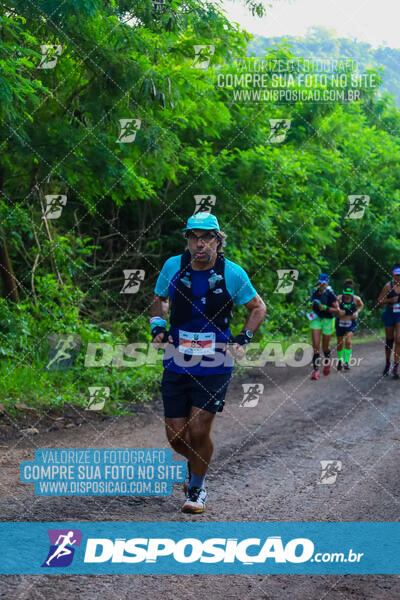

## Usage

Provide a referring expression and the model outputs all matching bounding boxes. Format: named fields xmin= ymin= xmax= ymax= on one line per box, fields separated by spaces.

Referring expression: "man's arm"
xmin=224 ymin=293 xmax=266 ymax=359
xmin=151 ymin=294 xmax=169 ymax=320
xmin=241 ymin=293 xmax=267 ymax=333
xmin=150 ymin=294 xmax=172 ymax=346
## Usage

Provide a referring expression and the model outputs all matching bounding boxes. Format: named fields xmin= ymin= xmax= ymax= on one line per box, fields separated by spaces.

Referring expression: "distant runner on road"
xmin=335 ymin=279 xmax=364 ymax=371
xmin=150 ymin=212 xmax=266 ymax=514
xmin=377 ymin=264 xmax=400 ymax=378
xmin=307 ymin=273 xmax=339 ymax=380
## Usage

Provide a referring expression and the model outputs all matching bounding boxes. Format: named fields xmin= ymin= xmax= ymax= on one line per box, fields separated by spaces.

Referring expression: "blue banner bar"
xmin=1 ymin=522 xmax=399 ymax=574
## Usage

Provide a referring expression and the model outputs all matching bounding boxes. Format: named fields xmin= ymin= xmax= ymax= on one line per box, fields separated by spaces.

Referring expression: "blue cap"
xmin=182 ymin=212 xmax=220 ymax=231
xmin=317 ymin=273 xmax=330 ymax=284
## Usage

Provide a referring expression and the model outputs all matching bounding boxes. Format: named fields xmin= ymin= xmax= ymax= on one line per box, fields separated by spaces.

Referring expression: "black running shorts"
xmin=161 ymin=369 xmax=232 ymax=418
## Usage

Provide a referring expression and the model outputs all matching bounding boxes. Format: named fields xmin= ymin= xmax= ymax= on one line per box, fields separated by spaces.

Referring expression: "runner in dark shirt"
xmin=335 ymin=279 xmax=364 ymax=371
xmin=377 ymin=264 xmax=400 ymax=378
xmin=306 ymin=273 xmax=339 ymax=380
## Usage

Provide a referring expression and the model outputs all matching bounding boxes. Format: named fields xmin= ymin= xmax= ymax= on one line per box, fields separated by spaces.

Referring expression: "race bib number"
xmin=339 ymin=319 xmax=352 ymax=327
xmin=393 ymin=303 xmax=400 ymax=313
xmin=307 ymin=311 xmax=318 ymax=321
xmin=178 ymin=330 xmax=216 ymax=355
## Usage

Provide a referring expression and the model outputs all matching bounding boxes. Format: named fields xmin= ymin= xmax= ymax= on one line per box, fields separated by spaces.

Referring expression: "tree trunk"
xmin=0 ymin=226 xmax=19 ymax=302
xmin=0 ymin=169 xmax=19 ymax=302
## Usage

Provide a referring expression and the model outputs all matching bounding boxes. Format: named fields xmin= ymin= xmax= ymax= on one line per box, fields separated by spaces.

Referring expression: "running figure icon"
xmin=45 ymin=531 xmax=77 ymax=566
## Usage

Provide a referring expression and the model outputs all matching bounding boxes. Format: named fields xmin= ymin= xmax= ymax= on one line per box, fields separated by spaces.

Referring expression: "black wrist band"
xmin=151 ymin=326 xmax=168 ymax=341
xmin=230 ymin=333 xmax=250 ymax=346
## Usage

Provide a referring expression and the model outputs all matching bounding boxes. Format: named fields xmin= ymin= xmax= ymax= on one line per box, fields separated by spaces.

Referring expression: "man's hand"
xmin=223 ymin=341 xmax=246 ymax=360
xmin=152 ymin=331 xmax=173 ymax=350
xmin=223 ymin=333 xmax=252 ymax=360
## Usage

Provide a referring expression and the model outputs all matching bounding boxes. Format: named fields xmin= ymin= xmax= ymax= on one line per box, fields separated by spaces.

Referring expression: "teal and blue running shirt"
xmin=154 ymin=254 xmax=257 ymax=375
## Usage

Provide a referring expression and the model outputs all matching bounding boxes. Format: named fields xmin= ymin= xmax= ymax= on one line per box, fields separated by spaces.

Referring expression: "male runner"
xmin=150 ymin=212 xmax=266 ymax=513
xmin=377 ymin=265 xmax=400 ymax=378
xmin=307 ymin=273 xmax=338 ymax=380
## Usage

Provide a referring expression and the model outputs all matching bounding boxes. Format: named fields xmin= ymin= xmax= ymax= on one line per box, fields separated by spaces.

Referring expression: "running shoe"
xmin=311 ymin=369 xmax=320 ymax=380
xmin=344 ymin=363 xmax=350 ymax=371
xmin=337 ymin=360 xmax=342 ymax=371
xmin=393 ymin=364 xmax=399 ymax=380
xmin=181 ymin=487 xmax=207 ymax=514
xmin=323 ymin=363 xmax=330 ymax=376
xmin=383 ymin=362 xmax=391 ymax=376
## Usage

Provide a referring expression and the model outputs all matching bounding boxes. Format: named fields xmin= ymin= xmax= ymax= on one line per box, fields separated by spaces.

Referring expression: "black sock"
xmin=312 ymin=353 xmax=320 ymax=369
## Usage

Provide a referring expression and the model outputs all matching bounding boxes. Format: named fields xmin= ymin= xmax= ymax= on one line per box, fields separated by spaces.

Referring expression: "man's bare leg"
xmin=165 ymin=417 xmax=191 ymax=459
xmin=165 ymin=408 xmax=216 ymax=512
xmin=187 ymin=407 xmax=216 ymax=476
xmin=178 ymin=407 xmax=216 ymax=513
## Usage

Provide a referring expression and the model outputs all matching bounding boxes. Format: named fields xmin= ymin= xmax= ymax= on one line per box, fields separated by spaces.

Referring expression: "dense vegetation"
xmin=1 ymin=2 xmax=399 ymax=413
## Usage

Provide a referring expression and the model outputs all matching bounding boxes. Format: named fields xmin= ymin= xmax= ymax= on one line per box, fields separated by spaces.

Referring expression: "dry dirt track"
xmin=1 ymin=340 xmax=400 ymax=599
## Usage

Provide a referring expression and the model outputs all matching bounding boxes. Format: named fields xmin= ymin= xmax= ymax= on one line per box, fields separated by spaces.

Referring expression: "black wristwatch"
xmin=229 ymin=330 xmax=254 ymax=346
xmin=242 ymin=329 xmax=253 ymax=341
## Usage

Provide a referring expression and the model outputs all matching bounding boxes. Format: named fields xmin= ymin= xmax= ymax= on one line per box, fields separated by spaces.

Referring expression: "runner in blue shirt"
xmin=150 ymin=212 xmax=266 ymax=513
xmin=377 ymin=264 xmax=400 ymax=378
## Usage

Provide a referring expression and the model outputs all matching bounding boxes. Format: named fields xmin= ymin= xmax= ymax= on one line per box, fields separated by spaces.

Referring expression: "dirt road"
xmin=1 ymin=341 xmax=400 ymax=599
